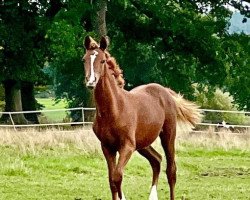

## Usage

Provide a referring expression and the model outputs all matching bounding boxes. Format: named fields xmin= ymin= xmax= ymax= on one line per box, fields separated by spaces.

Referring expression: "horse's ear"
xmin=100 ymin=36 xmax=109 ymax=51
xmin=84 ymin=36 xmax=91 ymax=50
xmin=84 ymin=36 xmax=98 ymax=50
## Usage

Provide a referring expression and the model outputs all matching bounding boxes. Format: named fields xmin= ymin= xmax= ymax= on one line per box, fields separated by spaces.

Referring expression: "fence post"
xmin=82 ymin=107 xmax=85 ymax=127
xmin=8 ymin=112 xmax=17 ymax=131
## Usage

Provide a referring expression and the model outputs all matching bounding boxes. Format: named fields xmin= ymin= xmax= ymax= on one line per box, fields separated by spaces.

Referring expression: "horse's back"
xmin=130 ymin=83 xmax=164 ymax=94
xmin=127 ymin=83 xmax=177 ymax=149
xmin=129 ymin=83 xmax=178 ymax=126
xmin=130 ymin=83 xmax=175 ymax=109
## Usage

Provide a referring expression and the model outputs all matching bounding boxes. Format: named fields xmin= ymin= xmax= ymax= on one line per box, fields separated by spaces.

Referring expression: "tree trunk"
xmin=0 ymin=80 xmax=28 ymax=124
xmin=85 ymin=0 xmax=107 ymax=114
xmin=78 ymin=0 xmax=107 ymax=122
xmin=21 ymin=81 xmax=39 ymax=123
xmin=93 ymin=0 xmax=107 ymax=37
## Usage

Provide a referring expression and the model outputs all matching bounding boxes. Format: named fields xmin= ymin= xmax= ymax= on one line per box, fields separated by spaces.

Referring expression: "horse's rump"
xmin=130 ymin=84 xmax=202 ymax=130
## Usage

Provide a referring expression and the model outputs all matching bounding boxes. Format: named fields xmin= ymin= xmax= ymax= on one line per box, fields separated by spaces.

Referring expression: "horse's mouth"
xmin=86 ymin=82 xmax=96 ymax=90
xmin=87 ymin=85 xmax=95 ymax=90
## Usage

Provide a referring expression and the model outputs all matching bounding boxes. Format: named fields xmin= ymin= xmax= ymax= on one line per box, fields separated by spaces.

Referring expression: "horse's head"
xmin=83 ymin=36 xmax=109 ymax=89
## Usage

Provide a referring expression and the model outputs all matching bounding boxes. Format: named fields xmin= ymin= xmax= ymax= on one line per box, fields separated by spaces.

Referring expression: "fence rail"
xmin=0 ymin=107 xmax=250 ymax=130
xmin=200 ymin=109 xmax=250 ymax=114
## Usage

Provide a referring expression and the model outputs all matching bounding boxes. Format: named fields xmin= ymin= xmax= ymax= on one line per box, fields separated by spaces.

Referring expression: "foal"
xmin=82 ymin=36 xmax=202 ymax=200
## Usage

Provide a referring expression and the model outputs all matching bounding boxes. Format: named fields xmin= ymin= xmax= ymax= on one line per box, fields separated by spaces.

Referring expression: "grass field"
xmin=0 ymin=128 xmax=249 ymax=200
xmin=36 ymin=98 xmax=68 ymax=123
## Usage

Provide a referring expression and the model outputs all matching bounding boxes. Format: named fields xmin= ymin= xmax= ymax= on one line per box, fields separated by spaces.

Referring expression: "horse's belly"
xmin=135 ymin=121 xmax=163 ymax=149
xmin=134 ymin=107 xmax=165 ymax=149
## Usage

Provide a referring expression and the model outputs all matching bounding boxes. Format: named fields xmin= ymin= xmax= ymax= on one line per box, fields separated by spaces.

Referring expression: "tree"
xmin=106 ymin=1 xmax=231 ymax=95
xmin=93 ymin=0 xmax=107 ymax=36
xmin=0 ymin=1 xmax=41 ymax=123
xmin=0 ymin=0 xmax=63 ymax=124
xmin=107 ymin=1 xmax=250 ymax=105
xmin=195 ymin=87 xmax=246 ymax=124
xmin=223 ymin=34 xmax=250 ymax=110
xmin=47 ymin=0 xmax=250 ymax=113
xmin=46 ymin=0 xmax=93 ymax=121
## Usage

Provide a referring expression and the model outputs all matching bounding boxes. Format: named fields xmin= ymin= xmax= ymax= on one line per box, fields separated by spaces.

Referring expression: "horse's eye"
xmin=101 ymin=60 xmax=105 ymax=64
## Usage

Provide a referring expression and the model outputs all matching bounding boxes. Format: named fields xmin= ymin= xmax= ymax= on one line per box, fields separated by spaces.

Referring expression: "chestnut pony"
xmin=83 ymin=36 xmax=202 ymax=200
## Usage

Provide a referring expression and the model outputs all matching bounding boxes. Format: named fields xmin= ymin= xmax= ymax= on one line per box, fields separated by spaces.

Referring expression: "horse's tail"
xmin=167 ymin=88 xmax=202 ymax=129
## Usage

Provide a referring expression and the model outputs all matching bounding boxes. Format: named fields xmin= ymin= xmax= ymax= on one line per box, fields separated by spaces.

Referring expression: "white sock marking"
xmin=121 ymin=191 xmax=127 ymax=200
xmin=149 ymin=185 xmax=158 ymax=200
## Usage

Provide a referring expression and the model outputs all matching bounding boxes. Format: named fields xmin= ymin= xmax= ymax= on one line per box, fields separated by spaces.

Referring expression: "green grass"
xmin=0 ymin=129 xmax=249 ymax=200
xmin=36 ymin=98 xmax=67 ymax=110
xmin=36 ymin=98 xmax=68 ymax=123
xmin=0 ymin=145 xmax=249 ymax=200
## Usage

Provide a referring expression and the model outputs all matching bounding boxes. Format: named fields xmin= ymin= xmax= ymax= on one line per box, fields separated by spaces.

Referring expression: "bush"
xmin=0 ymin=85 xmax=4 ymax=101
xmin=0 ymin=85 xmax=4 ymax=111
xmin=35 ymin=85 xmax=55 ymax=98
xmin=195 ymin=87 xmax=246 ymax=125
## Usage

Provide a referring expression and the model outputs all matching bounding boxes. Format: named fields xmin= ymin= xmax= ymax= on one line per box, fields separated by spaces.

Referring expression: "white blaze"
xmin=149 ymin=185 xmax=158 ymax=200
xmin=88 ymin=50 xmax=98 ymax=85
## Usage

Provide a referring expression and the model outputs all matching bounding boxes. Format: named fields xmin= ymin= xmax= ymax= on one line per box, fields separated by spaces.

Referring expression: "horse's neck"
xmin=94 ymin=66 xmax=121 ymax=118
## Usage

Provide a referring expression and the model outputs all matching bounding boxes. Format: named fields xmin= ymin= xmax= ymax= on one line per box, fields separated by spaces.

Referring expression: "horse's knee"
xmin=112 ymin=168 xmax=123 ymax=185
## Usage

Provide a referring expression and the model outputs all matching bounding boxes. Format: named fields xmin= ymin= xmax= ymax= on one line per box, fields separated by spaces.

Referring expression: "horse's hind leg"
xmin=138 ymin=146 xmax=162 ymax=200
xmin=160 ymin=122 xmax=177 ymax=200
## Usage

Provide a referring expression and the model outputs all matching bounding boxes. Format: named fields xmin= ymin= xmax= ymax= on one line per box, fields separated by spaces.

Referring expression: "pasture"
xmin=36 ymin=98 xmax=68 ymax=123
xmin=0 ymin=128 xmax=249 ymax=200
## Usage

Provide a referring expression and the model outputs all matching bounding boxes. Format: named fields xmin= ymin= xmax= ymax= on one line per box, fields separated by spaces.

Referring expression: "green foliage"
xmin=109 ymin=0 xmax=250 ymax=104
xmin=0 ymin=85 xmax=4 ymax=111
xmin=107 ymin=0 xmax=237 ymax=98
xmin=1 ymin=0 xmax=245 ymax=112
xmin=46 ymin=1 xmax=92 ymax=110
xmin=0 ymin=85 xmax=4 ymax=101
xmin=0 ymin=0 xmax=49 ymax=83
xmin=195 ymin=87 xmax=246 ymax=124
xmin=35 ymin=86 xmax=54 ymax=98
xmin=36 ymin=0 xmax=249 ymax=112
xmin=223 ymin=34 xmax=250 ymax=110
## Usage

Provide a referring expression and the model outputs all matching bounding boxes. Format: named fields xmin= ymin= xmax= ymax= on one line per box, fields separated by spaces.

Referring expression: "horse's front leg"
xmin=114 ymin=143 xmax=135 ymax=200
xmin=101 ymin=144 xmax=119 ymax=200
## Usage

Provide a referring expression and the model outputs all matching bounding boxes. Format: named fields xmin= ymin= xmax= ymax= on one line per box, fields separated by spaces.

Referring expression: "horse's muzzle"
xmin=86 ymin=81 xmax=96 ymax=89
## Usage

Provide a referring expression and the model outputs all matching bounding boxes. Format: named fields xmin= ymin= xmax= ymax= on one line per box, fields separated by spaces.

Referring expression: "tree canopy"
xmin=0 ymin=0 xmax=63 ymax=123
xmin=1 ymin=0 xmax=250 ymax=117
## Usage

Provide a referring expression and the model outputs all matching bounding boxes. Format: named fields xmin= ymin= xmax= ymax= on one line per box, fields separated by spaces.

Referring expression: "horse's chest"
xmin=93 ymin=122 xmax=119 ymax=147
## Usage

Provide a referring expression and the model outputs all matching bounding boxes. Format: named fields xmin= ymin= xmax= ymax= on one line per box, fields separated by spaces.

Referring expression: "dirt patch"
xmin=200 ymin=167 xmax=250 ymax=177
